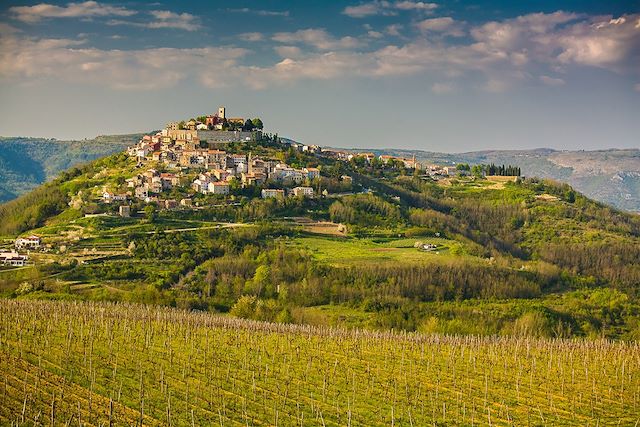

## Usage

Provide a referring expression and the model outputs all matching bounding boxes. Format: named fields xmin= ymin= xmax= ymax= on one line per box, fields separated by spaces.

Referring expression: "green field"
xmin=1 ymin=300 xmax=638 ymax=426
xmin=292 ymin=235 xmax=466 ymax=266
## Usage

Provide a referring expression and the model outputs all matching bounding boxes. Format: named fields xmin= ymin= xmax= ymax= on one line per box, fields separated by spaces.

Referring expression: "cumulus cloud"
xmin=554 ymin=16 xmax=640 ymax=70
xmin=1 ymin=11 xmax=637 ymax=92
xmin=395 ymin=1 xmax=438 ymax=11
xmin=274 ymin=46 xmax=303 ymax=58
xmin=9 ymin=1 xmax=135 ymax=23
xmin=343 ymin=3 xmax=389 ymax=18
xmin=415 ymin=17 xmax=465 ymax=36
xmin=343 ymin=1 xmax=436 ymax=18
xmin=386 ymin=24 xmax=403 ymax=36
xmin=272 ymin=29 xmax=362 ymax=50
xmin=146 ymin=10 xmax=200 ymax=31
xmin=0 ymin=34 xmax=247 ymax=90
xmin=107 ymin=10 xmax=201 ymax=31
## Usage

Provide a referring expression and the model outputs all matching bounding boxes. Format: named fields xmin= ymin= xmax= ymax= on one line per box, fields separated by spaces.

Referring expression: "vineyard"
xmin=1 ymin=300 xmax=639 ymax=426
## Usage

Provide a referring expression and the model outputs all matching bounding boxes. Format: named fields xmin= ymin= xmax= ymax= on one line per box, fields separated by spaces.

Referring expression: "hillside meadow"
xmin=1 ymin=299 xmax=639 ymax=426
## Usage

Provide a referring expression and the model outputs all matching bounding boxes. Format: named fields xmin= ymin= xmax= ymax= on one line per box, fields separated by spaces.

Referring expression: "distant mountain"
xmin=0 ymin=134 xmax=142 ymax=202
xmin=332 ymin=146 xmax=640 ymax=212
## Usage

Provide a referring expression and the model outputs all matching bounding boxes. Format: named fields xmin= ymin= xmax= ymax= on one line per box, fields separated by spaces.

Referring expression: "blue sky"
xmin=0 ymin=1 xmax=638 ymax=151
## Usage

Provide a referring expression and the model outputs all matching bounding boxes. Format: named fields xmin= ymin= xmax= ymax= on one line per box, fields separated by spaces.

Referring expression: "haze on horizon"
xmin=0 ymin=0 xmax=638 ymax=152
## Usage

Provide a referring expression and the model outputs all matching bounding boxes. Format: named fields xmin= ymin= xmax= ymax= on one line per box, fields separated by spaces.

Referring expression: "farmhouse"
xmin=15 ymin=236 xmax=41 ymax=250
xmin=102 ymin=192 xmax=127 ymax=203
xmin=0 ymin=251 xmax=29 ymax=267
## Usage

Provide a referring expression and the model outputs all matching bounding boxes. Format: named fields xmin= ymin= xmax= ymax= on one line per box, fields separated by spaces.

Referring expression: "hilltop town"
xmin=1 ymin=106 xmax=522 ymax=267
xmin=116 ymin=106 xmax=490 ymax=209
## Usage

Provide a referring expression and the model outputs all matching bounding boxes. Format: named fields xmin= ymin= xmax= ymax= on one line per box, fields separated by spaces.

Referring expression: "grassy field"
xmin=291 ymin=235 xmax=467 ymax=266
xmin=1 ymin=300 xmax=638 ymax=426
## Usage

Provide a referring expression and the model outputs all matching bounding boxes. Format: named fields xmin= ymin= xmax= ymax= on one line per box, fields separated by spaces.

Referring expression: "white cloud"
xmin=10 ymin=1 xmax=135 ymax=23
xmin=227 ymin=8 xmax=289 ymax=17
xmin=1 ymin=11 xmax=637 ymax=92
xmin=343 ymin=1 xmax=436 ymax=18
xmin=245 ymin=53 xmax=373 ymax=89
xmin=108 ymin=10 xmax=201 ymax=31
xmin=394 ymin=1 xmax=438 ymax=11
xmin=386 ymin=24 xmax=403 ymax=36
xmin=146 ymin=10 xmax=200 ymax=31
xmin=415 ymin=17 xmax=464 ymax=36
xmin=272 ymin=29 xmax=362 ymax=50
xmin=0 ymin=34 xmax=247 ymax=90
xmin=343 ymin=3 xmax=390 ymax=18
xmin=274 ymin=46 xmax=303 ymax=58
xmin=470 ymin=12 xmax=640 ymax=74
xmin=554 ymin=16 xmax=640 ymax=70
xmin=539 ymin=75 xmax=565 ymax=86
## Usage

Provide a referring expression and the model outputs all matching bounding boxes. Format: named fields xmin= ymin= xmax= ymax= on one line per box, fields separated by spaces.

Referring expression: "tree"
xmin=251 ymin=118 xmax=264 ymax=130
xmin=243 ymin=119 xmax=255 ymax=131
xmin=144 ymin=205 xmax=157 ymax=223
xmin=471 ymin=165 xmax=484 ymax=177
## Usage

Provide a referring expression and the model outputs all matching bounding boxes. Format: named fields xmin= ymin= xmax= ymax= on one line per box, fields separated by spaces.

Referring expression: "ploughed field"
xmin=1 ymin=300 xmax=638 ymax=426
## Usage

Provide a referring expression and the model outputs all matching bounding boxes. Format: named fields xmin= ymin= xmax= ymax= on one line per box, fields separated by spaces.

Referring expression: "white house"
xmin=0 ymin=251 xmax=29 ymax=267
xmin=292 ymin=187 xmax=314 ymax=197
xmin=15 ymin=235 xmax=41 ymax=250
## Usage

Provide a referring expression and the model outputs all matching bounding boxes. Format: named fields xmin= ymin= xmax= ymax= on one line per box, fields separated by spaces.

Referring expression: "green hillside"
xmin=1 ymin=300 xmax=638 ymax=425
xmin=0 ymin=134 xmax=639 ymax=340
xmin=0 ymin=135 xmax=142 ymax=202
xmin=358 ymin=147 xmax=640 ymax=212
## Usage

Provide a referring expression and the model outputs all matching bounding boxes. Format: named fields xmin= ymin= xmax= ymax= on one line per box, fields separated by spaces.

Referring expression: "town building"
xmin=208 ymin=182 xmax=230 ymax=195
xmin=292 ymin=187 xmax=314 ymax=197
xmin=261 ymin=189 xmax=285 ymax=199
xmin=0 ymin=251 xmax=29 ymax=267
xmin=15 ymin=236 xmax=41 ymax=250
xmin=118 ymin=205 xmax=131 ymax=218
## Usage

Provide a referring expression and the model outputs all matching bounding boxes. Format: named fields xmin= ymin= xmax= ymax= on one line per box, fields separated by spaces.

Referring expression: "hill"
xmin=2 ymin=134 xmax=639 ymax=214
xmin=1 ymin=299 xmax=637 ymax=425
xmin=347 ymin=147 xmax=640 ymax=212
xmin=0 ymin=134 xmax=143 ymax=202
xmin=0 ymin=133 xmax=639 ymax=340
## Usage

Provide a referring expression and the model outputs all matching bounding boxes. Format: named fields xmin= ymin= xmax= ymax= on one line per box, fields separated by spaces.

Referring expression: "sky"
xmin=0 ymin=0 xmax=638 ymax=152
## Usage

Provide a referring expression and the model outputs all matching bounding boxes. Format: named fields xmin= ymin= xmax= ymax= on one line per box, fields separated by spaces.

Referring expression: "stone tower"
xmin=218 ymin=106 xmax=226 ymax=119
